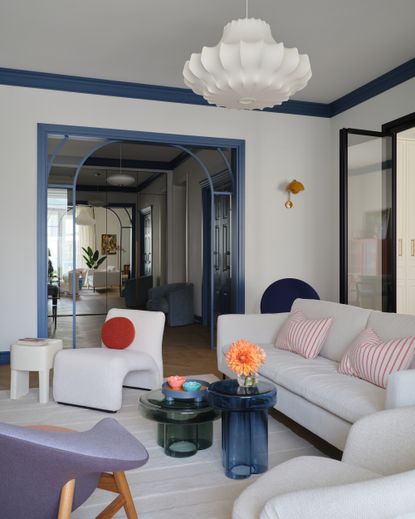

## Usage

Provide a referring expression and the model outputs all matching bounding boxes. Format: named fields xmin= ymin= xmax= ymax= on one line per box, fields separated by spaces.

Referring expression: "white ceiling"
xmin=49 ymin=166 xmax=160 ymax=187
xmin=47 ymin=139 xmax=183 ymax=162
xmin=1 ymin=0 xmax=415 ymax=103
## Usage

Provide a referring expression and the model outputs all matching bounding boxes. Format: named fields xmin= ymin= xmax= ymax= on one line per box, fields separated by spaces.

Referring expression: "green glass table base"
xmin=139 ymin=388 xmax=219 ymax=458
xmin=157 ymin=422 xmax=213 ymax=458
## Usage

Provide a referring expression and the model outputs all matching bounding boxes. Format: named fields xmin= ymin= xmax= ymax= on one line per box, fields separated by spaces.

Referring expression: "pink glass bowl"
xmin=167 ymin=375 xmax=186 ymax=390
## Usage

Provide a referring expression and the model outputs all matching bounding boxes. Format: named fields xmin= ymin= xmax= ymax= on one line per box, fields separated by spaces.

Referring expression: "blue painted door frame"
xmin=38 ymin=123 xmax=245 ymax=346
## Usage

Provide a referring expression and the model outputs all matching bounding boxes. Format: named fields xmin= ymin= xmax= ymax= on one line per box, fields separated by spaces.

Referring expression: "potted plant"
xmin=82 ymin=247 xmax=107 ymax=270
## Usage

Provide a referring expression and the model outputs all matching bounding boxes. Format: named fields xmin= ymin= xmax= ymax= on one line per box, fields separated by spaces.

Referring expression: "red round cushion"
xmin=101 ymin=317 xmax=135 ymax=350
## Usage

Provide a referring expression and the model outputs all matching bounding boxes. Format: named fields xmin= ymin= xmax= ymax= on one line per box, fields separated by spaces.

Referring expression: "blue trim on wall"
xmin=331 ymin=58 xmax=415 ymax=116
xmin=137 ymin=172 xmax=164 ymax=192
xmin=76 ymin=184 xmax=139 ymax=193
xmin=37 ymin=124 xmax=49 ymax=337
xmin=84 ymin=157 xmax=172 ymax=170
xmin=266 ymin=100 xmax=330 ymax=118
xmin=3 ymin=58 xmax=415 ymax=118
xmin=0 ymin=352 xmax=10 ymax=365
xmin=38 ymin=124 xmax=245 ymax=340
xmin=39 ymin=123 xmax=244 ymax=148
xmin=0 ymin=67 xmax=328 ymax=117
xmin=170 ymin=151 xmax=191 ymax=170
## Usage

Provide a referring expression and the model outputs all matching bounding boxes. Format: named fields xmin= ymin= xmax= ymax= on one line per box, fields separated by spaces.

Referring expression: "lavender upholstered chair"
xmin=0 ymin=418 xmax=148 ymax=519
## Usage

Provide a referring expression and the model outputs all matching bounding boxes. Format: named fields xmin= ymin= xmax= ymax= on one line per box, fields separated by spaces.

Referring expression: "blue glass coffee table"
xmin=207 ymin=379 xmax=277 ymax=479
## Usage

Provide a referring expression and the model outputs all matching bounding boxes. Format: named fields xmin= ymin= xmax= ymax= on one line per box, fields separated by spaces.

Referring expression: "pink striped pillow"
xmin=338 ymin=328 xmax=415 ymax=388
xmin=275 ymin=310 xmax=333 ymax=359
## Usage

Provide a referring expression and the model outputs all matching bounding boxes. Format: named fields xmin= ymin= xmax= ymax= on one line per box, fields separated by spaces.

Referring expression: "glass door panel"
xmin=47 ymin=188 xmax=70 ymax=343
xmin=341 ymin=130 xmax=393 ymax=311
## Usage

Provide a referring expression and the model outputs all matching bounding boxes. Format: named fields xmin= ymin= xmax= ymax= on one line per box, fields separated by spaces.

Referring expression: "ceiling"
xmin=48 ymin=139 xmax=180 ymax=187
xmin=48 ymin=135 xmax=201 ymax=190
xmin=49 ymin=166 xmax=162 ymax=188
xmin=48 ymin=139 xmax=183 ymax=163
xmin=1 ymin=0 xmax=415 ymax=104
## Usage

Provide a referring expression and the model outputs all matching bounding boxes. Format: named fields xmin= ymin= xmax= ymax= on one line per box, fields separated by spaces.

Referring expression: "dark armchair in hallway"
xmin=123 ymin=275 xmax=153 ymax=309
xmin=146 ymin=282 xmax=194 ymax=326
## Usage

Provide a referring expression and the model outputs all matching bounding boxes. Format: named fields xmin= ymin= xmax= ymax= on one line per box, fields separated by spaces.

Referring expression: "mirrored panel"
xmin=345 ymin=132 xmax=392 ymax=311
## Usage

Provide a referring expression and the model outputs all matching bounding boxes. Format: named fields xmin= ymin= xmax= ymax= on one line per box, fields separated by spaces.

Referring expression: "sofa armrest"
xmin=217 ymin=313 xmax=288 ymax=371
xmin=260 ymin=470 xmax=415 ymax=519
xmin=342 ymin=407 xmax=415 ymax=476
xmin=166 ymin=285 xmax=194 ymax=326
xmin=148 ymin=285 xmax=165 ymax=300
xmin=385 ymin=369 xmax=415 ymax=409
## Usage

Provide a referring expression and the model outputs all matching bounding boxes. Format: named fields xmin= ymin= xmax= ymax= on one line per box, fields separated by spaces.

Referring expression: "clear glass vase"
xmin=237 ymin=372 xmax=258 ymax=388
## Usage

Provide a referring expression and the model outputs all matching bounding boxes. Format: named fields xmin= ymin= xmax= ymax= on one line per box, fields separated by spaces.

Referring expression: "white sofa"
xmin=217 ymin=298 xmax=415 ymax=450
xmin=60 ymin=270 xmax=82 ymax=296
xmin=87 ymin=269 xmax=121 ymax=290
xmin=233 ymin=406 xmax=415 ymax=519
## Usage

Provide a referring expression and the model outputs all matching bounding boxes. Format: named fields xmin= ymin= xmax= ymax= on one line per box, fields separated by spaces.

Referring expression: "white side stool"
xmin=10 ymin=339 xmax=63 ymax=404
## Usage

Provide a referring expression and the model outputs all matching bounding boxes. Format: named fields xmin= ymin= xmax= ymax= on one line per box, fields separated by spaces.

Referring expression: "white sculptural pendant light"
xmin=183 ymin=0 xmax=312 ymax=110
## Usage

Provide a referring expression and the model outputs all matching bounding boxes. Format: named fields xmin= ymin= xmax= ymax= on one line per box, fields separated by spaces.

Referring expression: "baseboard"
xmin=0 ymin=351 xmax=10 ymax=365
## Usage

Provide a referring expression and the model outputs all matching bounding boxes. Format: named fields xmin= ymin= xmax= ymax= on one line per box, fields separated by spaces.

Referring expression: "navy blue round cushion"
xmin=260 ymin=278 xmax=319 ymax=314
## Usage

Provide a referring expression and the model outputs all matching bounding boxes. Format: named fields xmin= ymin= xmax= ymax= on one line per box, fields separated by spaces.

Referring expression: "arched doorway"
xmin=38 ymin=124 xmax=245 ymax=348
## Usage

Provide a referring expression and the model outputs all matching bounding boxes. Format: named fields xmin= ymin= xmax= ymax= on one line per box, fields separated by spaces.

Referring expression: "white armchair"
xmin=233 ymin=406 xmax=415 ymax=519
xmin=53 ymin=308 xmax=165 ymax=412
xmin=60 ymin=270 xmax=81 ymax=296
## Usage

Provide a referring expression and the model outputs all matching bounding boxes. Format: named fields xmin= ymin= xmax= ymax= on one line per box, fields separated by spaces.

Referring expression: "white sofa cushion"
xmin=258 ymin=346 xmax=385 ymax=423
xmin=292 ymin=299 xmax=371 ymax=362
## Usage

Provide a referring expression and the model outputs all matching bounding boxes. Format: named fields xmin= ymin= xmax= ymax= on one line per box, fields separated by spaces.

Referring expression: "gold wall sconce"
xmin=285 ymin=179 xmax=304 ymax=208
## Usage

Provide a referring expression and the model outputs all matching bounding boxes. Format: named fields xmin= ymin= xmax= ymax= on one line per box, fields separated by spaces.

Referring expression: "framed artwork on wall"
xmin=101 ymin=234 xmax=117 ymax=255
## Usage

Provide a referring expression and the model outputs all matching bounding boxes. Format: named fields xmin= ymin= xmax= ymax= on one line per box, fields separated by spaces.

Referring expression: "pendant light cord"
xmin=245 ymin=0 xmax=249 ymax=18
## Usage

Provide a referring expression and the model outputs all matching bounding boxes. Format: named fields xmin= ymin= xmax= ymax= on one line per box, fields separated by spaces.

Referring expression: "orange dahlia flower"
xmin=225 ymin=339 xmax=266 ymax=376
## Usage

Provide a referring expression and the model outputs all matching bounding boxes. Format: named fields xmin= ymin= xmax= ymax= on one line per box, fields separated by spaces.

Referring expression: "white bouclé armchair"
xmin=53 ymin=308 xmax=165 ymax=412
xmin=233 ymin=406 xmax=415 ymax=519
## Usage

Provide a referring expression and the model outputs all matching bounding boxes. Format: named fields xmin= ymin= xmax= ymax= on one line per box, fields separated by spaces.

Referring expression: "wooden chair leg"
xmin=95 ymin=471 xmax=138 ymax=519
xmin=57 ymin=479 xmax=76 ymax=519
xmin=114 ymin=471 xmax=138 ymax=519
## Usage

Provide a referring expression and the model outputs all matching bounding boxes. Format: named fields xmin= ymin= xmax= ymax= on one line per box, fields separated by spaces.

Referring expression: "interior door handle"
xmin=412 ymin=239 xmax=415 ymax=257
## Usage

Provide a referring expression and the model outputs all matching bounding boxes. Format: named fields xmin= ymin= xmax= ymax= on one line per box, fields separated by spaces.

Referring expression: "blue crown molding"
xmin=330 ymin=58 xmax=415 ymax=116
xmin=84 ymin=157 xmax=172 ymax=170
xmin=0 ymin=67 xmax=329 ymax=118
xmin=76 ymin=184 xmax=139 ymax=193
xmin=75 ymin=173 xmax=164 ymax=193
xmin=0 ymin=351 xmax=10 ymax=365
xmin=170 ymin=151 xmax=191 ymax=169
xmin=137 ymin=172 xmax=164 ymax=192
xmin=266 ymin=99 xmax=331 ymax=117
xmin=1 ymin=57 xmax=414 ymax=119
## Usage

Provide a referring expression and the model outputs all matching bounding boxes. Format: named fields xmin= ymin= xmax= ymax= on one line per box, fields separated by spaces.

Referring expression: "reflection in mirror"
xmin=46 ymin=136 xmax=236 ymax=349
xmin=346 ymin=133 xmax=392 ymax=311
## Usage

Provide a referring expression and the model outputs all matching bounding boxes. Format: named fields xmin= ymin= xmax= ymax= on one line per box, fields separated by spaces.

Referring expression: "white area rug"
xmin=0 ymin=375 xmax=321 ymax=518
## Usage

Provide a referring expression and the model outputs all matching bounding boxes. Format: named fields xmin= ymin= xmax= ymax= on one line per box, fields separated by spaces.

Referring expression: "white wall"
xmin=330 ymin=77 xmax=415 ymax=301
xmin=167 ymin=181 xmax=186 ymax=283
xmin=0 ymin=84 xmax=333 ymax=350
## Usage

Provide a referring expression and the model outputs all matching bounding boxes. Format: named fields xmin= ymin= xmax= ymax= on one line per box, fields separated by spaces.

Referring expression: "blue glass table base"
xmin=221 ymin=408 xmax=269 ymax=478
xmin=208 ymin=380 xmax=277 ymax=480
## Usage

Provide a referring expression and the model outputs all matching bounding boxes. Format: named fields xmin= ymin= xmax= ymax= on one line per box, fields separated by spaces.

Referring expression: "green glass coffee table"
xmin=139 ymin=388 xmax=220 ymax=458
